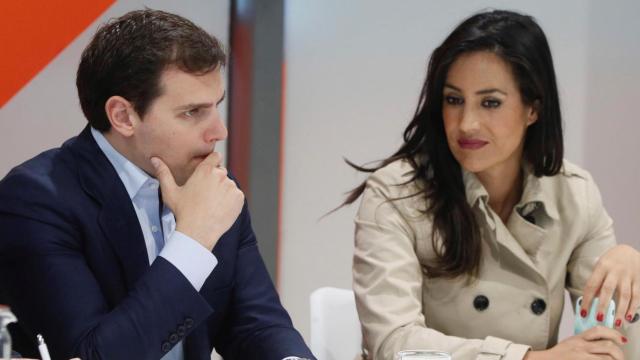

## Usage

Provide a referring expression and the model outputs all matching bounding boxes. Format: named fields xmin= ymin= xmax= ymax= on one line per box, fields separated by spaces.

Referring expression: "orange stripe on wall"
xmin=0 ymin=0 xmax=115 ymax=108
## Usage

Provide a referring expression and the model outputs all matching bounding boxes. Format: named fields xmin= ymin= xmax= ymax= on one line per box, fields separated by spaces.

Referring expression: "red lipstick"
xmin=458 ymin=138 xmax=488 ymax=149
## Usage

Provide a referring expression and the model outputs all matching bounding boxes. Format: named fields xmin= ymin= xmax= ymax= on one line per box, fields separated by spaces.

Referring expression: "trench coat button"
xmin=632 ymin=313 xmax=640 ymax=323
xmin=473 ymin=295 xmax=490 ymax=311
xmin=161 ymin=341 xmax=171 ymax=353
xmin=531 ymin=298 xmax=547 ymax=315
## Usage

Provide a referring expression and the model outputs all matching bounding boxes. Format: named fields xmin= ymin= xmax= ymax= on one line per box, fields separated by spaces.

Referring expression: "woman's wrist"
xmin=523 ymin=350 xmax=546 ymax=360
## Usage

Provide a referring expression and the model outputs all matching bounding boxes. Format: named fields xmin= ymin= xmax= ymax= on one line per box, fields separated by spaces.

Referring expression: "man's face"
xmin=132 ymin=66 xmax=227 ymax=185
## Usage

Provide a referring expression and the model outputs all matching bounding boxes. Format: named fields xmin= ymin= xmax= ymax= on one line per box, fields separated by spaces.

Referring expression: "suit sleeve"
xmin=0 ymin=183 xmax=213 ymax=360
xmin=213 ymin=201 xmax=316 ymax=360
xmin=353 ymin=169 xmax=530 ymax=360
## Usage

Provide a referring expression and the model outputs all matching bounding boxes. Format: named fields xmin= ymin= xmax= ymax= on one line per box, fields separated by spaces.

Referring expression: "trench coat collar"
xmin=462 ymin=162 xmax=560 ymax=224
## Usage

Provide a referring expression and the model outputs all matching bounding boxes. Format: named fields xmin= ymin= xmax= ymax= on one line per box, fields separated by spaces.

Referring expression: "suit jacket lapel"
xmin=70 ymin=126 xmax=150 ymax=289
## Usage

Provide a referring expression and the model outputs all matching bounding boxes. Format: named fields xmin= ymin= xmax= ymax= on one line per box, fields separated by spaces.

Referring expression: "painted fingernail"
xmin=615 ymin=319 xmax=622 ymax=327
xmin=627 ymin=314 xmax=634 ymax=322
xmin=580 ymin=309 xmax=587 ymax=318
xmin=622 ymin=336 xmax=628 ymax=344
xmin=596 ymin=312 xmax=604 ymax=322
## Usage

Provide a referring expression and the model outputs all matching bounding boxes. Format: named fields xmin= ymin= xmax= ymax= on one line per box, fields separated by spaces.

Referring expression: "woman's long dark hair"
xmin=345 ymin=10 xmax=564 ymax=278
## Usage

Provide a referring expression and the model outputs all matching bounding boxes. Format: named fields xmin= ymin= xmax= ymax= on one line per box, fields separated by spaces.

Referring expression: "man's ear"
xmin=105 ymin=96 xmax=137 ymax=137
xmin=526 ymin=100 xmax=540 ymax=126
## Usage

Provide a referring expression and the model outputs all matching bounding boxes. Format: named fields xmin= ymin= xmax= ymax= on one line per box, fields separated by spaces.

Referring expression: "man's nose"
xmin=204 ymin=117 xmax=228 ymax=143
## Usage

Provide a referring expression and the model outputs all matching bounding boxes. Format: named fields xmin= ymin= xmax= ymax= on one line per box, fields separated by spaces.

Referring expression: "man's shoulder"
xmin=0 ymin=137 xmax=84 ymax=213
xmin=2 ymin=141 xmax=75 ymax=185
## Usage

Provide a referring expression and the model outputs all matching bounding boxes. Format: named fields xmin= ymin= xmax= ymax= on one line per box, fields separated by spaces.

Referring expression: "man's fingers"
xmin=201 ymin=151 xmax=222 ymax=168
xmin=217 ymin=166 xmax=228 ymax=179
xmin=150 ymin=157 xmax=178 ymax=200
xmin=197 ymin=152 xmax=229 ymax=182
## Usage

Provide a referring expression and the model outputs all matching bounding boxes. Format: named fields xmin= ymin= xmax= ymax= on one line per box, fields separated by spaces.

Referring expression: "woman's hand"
xmin=582 ymin=244 xmax=640 ymax=327
xmin=524 ymin=326 xmax=627 ymax=360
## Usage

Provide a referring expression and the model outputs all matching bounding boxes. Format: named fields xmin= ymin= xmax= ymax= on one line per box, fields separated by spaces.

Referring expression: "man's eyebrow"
xmin=173 ymin=91 xmax=226 ymax=111
xmin=174 ymin=102 xmax=214 ymax=111
xmin=216 ymin=91 xmax=226 ymax=105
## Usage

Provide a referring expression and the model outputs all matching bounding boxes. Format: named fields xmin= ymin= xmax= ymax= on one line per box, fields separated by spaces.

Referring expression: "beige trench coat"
xmin=353 ymin=159 xmax=638 ymax=360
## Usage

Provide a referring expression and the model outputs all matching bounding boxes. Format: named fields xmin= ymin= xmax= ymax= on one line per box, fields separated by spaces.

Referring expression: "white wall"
xmin=281 ymin=0 xmax=639 ymax=348
xmin=584 ymin=1 xmax=640 ymax=254
xmin=0 ymin=0 xmax=230 ymax=178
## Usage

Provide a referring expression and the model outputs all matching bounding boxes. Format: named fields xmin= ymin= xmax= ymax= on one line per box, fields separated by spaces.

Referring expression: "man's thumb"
xmin=151 ymin=157 xmax=177 ymax=197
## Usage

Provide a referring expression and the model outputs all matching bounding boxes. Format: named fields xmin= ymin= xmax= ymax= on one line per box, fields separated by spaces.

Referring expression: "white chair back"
xmin=310 ymin=287 xmax=362 ymax=360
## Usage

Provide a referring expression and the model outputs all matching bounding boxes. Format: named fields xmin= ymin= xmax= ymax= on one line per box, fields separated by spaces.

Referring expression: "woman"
xmin=346 ymin=10 xmax=639 ymax=360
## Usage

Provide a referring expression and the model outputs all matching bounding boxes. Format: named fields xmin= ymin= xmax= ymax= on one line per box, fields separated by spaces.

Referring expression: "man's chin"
xmin=166 ymin=166 xmax=192 ymax=187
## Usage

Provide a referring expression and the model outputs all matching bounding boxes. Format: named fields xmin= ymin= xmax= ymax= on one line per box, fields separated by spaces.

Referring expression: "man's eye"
xmin=444 ymin=96 xmax=463 ymax=105
xmin=185 ymin=108 xmax=200 ymax=117
xmin=482 ymin=99 xmax=501 ymax=108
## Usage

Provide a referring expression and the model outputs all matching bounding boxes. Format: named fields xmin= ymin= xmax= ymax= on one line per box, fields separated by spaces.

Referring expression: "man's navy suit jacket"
xmin=0 ymin=127 xmax=314 ymax=360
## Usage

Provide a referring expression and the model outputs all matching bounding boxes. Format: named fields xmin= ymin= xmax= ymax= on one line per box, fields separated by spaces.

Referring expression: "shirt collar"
xmin=91 ymin=127 xmax=156 ymax=200
xmin=462 ymin=163 xmax=559 ymax=220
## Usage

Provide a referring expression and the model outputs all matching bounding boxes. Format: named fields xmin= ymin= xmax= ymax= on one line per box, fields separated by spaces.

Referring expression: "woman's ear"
xmin=526 ymin=100 xmax=540 ymax=126
xmin=105 ymin=96 xmax=137 ymax=137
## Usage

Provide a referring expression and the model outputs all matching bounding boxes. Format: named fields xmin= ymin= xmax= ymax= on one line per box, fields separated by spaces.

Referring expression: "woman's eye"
xmin=482 ymin=99 xmax=501 ymax=108
xmin=444 ymin=96 xmax=463 ymax=105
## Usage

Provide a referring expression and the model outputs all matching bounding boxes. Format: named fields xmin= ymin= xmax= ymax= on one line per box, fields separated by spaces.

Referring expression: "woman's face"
xmin=442 ymin=51 xmax=537 ymax=177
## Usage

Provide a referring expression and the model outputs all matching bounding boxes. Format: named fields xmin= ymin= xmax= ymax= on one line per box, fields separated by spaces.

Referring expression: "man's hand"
xmin=151 ymin=152 xmax=244 ymax=251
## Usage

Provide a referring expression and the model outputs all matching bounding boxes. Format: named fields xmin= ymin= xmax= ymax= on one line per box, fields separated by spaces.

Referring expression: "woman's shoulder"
xmin=549 ymin=159 xmax=599 ymax=191
xmin=359 ymin=158 xmax=428 ymax=227
xmin=559 ymin=159 xmax=593 ymax=181
xmin=540 ymin=159 xmax=602 ymax=212
xmin=366 ymin=158 xmax=422 ymax=195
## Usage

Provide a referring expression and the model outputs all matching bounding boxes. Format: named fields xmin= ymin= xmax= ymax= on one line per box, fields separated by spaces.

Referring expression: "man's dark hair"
xmin=76 ymin=9 xmax=226 ymax=131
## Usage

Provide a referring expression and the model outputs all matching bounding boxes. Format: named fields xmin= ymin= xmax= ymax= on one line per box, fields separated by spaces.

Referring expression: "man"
xmin=0 ymin=9 xmax=314 ymax=360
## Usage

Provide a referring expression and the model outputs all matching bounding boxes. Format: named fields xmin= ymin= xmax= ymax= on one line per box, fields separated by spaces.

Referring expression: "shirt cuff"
xmin=159 ymin=231 xmax=218 ymax=290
